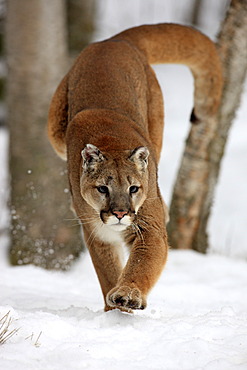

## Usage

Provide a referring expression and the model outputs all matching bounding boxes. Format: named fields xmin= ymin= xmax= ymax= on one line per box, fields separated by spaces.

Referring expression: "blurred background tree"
xmin=67 ymin=0 xmax=96 ymax=56
xmin=6 ymin=0 xmax=95 ymax=270
xmin=0 ymin=0 xmax=6 ymax=127
xmin=167 ymin=0 xmax=247 ymax=253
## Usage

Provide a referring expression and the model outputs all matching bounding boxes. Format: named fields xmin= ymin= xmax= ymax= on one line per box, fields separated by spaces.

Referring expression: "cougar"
xmin=48 ymin=24 xmax=222 ymax=311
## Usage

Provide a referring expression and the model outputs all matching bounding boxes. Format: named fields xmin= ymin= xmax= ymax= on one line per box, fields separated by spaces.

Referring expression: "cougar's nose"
xmin=113 ymin=210 xmax=128 ymax=220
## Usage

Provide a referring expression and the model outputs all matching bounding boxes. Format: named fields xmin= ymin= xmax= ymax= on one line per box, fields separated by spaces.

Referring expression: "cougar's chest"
xmin=94 ymin=222 xmax=125 ymax=246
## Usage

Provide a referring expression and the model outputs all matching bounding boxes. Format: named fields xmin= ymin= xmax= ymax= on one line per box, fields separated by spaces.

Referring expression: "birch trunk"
xmin=167 ymin=0 xmax=247 ymax=252
xmin=7 ymin=0 xmax=83 ymax=269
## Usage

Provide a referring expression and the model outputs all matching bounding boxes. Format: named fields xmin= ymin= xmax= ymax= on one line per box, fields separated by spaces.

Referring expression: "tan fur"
xmin=48 ymin=24 xmax=222 ymax=311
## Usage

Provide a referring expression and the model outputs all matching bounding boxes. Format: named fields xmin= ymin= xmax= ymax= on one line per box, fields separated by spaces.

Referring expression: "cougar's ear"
xmin=129 ymin=146 xmax=149 ymax=172
xmin=81 ymin=144 xmax=105 ymax=171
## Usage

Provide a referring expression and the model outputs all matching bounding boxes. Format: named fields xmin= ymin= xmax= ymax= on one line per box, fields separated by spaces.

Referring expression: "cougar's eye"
xmin=97 ymin=186 xmax=109 ymax=194
xmin=129 ymin=186 xmax=139 ymax=194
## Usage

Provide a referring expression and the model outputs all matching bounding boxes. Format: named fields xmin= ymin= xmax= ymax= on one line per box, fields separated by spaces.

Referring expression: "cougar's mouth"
xmin=100 ymin=210 xmax=133 ymax=230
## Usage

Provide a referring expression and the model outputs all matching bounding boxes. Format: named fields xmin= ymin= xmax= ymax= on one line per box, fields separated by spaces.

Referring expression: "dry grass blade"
xmin=34 ymin=331 xmax=42 ymax=347
xmin=25 ymin=331 xmax=42 ymax=347
xmin=0 ymin=311 xmax=19 ymax=345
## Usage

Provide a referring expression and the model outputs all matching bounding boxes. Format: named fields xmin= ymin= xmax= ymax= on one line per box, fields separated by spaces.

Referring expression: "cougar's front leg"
xmin=106 ymin=216 xmax=168 ymax=310
xmin=83 ymin=227 xmax=124 ymax=311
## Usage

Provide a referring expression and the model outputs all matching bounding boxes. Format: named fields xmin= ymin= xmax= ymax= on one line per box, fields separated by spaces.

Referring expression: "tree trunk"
xmin=190 ymin=0 xmax=202 ymax=26
xmin=67 ymin=0 xmax=96 ymax=56
xmin=167 ymin=0 xmax=247 ymax=253
xmin=6 ymin=0 xmax=83 ymax=269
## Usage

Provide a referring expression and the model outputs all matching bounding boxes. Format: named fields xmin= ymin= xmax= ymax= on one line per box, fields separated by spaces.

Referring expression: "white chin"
xmin=108 ymin=223 xmax=129 ymax=231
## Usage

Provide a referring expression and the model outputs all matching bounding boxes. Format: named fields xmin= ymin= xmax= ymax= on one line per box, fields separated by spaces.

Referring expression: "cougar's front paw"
xmin=106 ymin=286 xmax=147 ymax=310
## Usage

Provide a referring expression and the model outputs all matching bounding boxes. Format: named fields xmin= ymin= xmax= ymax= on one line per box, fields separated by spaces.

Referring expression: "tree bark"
xmin=67 ymin=0 xmax=96 ymax=56
xmin=6 ymin=0 xmax=83 ymax=269
xmin=167 ymin=0 xmax=247 ymax=252
xmin=190 ymin=0 xmax=202 ymax=26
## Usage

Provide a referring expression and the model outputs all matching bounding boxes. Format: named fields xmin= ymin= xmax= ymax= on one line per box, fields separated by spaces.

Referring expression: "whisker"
xmin=69 ymin=220 xmax=97 ymax=228
xmin=138 ymin=215 xmax=154 ymax=226
xmin=133 ymin=222 xmax=145 ymax=246
xmin=88 ymin=226 xmax=101 ymax=249
xmin=77 ymin=215 xmax=99 ymax=220
xmin=86 ymin=222 xmax=101 ymax=248
xmin=140 ymin=218 xmax=157 ymax=230
xmin=65 ymin=217 xmax=98 ymax=228
xmin=65 ymin=216 xmax=97 ymax=221
xmin=86 ymin=226 xmax=96 ymax=246
xmin=87 ymin=222 xmax=105 ymax=249
xmin=136 ymin=216 xmax=152 ymax=225
xmin=80 ymin=220 xmax=98 ymax=225
xmin=138 ymin=219 xmax=149 ymax=230
xmin=67 ymin=222 xmax=82 ymax=228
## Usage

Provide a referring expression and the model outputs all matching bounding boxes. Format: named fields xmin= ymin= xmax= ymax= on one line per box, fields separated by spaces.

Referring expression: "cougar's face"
xmin=80 ymin=144 xmax=149 ymax=231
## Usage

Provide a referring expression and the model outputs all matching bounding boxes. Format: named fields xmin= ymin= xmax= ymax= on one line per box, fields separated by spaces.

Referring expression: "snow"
xmin=1 ymin=250 xmax=247 ymax=369
xmin=1 ymin=1 xmax=247 ymax=369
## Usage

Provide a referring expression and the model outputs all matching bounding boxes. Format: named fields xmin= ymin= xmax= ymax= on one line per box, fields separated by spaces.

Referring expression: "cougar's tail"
xmin=111 ymin=24 xmax=223 ymax=121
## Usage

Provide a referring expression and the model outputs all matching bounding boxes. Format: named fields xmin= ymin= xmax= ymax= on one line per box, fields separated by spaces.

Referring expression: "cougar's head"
xmin=80 ymin=144 xmax=149 ymax=232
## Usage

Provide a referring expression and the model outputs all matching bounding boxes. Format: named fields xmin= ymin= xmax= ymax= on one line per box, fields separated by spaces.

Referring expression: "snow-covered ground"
xmin=1 ymin=249 xmax=247 ymax=370
xmin=1 ymin=1 xmax=247 ymax=369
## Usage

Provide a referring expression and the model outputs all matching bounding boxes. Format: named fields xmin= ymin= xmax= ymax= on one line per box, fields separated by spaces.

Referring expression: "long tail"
xmin=48 ymin=24 xmax=223 ymax=160
xmin=110 ymin=23 xmax=223 ymax=121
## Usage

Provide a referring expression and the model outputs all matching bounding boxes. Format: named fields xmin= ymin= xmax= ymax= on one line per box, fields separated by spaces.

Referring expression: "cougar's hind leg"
xmin=146 ymin=65 xmax=165 ymax=163
xmin=47 ymin=73 xmax=69 ymax=160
